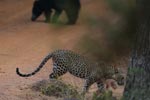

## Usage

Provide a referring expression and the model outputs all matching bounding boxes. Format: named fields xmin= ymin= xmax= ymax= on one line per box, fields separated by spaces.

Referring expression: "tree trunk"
xmin=123 ymin=0 xmax=150 ymax=100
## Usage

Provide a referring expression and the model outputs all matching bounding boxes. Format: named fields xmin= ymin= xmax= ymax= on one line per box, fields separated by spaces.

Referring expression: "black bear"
xmin=31 ymin=0 xmax=81 ymax=24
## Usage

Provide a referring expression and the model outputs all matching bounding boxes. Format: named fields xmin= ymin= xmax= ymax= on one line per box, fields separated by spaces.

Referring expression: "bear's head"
xmin=31 ymin=0 xmax=43 ymax=21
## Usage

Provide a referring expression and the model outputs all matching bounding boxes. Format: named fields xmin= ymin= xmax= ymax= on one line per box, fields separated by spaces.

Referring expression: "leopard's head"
xmin=104 ymin=66 xmax=125 ymax=85
xmin=112 ymin=68 xmax=125 ymax=85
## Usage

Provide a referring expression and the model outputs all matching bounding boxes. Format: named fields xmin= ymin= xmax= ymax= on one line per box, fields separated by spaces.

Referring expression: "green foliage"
xmin=92 ymin=91 xmax=117 ymax=100
xmin=128 ymin=67 xmax=144 ymax=75
xmin=77 ymin=0 xmax=136 ymax=63
xmin=78 ymin=35 xmax=113 ymax=62
xmin=106 ymin=0 xmax=135 ymax=14
xmin=107 ymin=0 xmax=136 ymax=43
xmin=106 ymin=0 xmax=128 ymax=14
xmin=105 ymin=0 xmax=136 ymax=49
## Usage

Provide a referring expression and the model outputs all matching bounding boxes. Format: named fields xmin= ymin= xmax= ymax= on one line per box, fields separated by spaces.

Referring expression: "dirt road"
xmin=0 ymin=0 xmax=123 ymax=99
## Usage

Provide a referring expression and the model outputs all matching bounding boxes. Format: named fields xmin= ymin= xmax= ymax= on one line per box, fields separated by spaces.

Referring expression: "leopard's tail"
xmin=16 ymin=53 xmax=53 ymax=77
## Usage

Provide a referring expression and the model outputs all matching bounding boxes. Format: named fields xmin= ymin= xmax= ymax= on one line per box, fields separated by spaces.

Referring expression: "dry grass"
xmin=31 ymin=80 xmax=83 ymax=100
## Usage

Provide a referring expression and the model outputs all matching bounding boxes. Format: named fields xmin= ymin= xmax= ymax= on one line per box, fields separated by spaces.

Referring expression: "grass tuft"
xmin=31 ymin=80 xmax=82 ymax=100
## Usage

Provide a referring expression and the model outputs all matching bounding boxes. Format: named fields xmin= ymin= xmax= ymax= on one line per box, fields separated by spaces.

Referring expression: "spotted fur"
xmin=16 ymin=50 xmax=124 ymax=93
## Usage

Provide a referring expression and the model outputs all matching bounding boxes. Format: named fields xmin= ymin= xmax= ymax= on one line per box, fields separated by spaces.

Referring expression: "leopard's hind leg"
xmin=49 ymin=62 xmax=67 ymax=80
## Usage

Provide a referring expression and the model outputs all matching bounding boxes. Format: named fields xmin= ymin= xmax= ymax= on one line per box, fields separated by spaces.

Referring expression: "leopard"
xmin=16 ymin=49 xmax=124 ymax=93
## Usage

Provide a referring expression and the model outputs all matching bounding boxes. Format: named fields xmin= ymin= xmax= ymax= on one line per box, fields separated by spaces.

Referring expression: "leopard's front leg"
xmin=82 ymin=78 xmax=95 ymax=95
xmin=96 ymin=80 xmax=105 ymax=93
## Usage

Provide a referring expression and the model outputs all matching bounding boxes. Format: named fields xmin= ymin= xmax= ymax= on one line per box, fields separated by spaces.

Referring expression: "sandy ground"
xmin=0 ymin=0 xmax=124 ymax=99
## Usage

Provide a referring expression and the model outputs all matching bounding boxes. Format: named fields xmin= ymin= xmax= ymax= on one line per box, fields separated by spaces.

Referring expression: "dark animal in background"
xmin=31 ymin=0 xmax=81 ymax=25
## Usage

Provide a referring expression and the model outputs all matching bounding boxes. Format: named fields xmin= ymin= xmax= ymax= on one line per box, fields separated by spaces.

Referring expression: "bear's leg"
xmin=51 ymin=10 xmax=62 ymax=23
xmin=44 ymin=10 xmax=52 ymax=23
xmin=66 ymin=8 xmax=80 ymax=25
